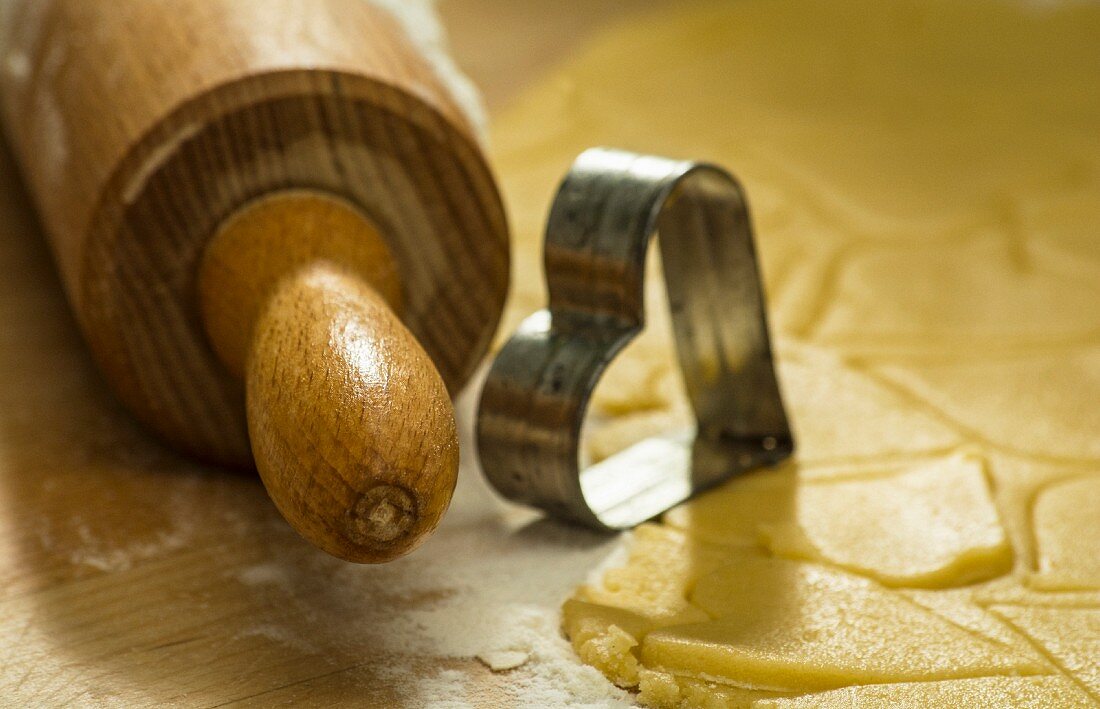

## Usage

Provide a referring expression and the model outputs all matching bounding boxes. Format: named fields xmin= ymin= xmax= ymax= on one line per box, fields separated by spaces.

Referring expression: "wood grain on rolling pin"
xmin=203 ymin=191 xmax=460 ymax=562
xmin=0 ymin=0 xmax=510 ymax=560
xmin=0 ymin=0 xmax=509 ymax=468
xmin=0 ymin=1 xmax=663 ymax=703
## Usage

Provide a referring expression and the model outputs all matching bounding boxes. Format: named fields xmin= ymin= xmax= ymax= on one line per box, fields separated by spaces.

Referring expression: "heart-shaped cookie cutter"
xmin=477 ymin=148 xmax=794 ymax=530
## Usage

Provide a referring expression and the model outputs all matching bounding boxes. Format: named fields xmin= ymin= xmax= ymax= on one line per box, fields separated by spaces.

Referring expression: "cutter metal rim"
xmin=477 ymin=147 xmax=794 ymax=531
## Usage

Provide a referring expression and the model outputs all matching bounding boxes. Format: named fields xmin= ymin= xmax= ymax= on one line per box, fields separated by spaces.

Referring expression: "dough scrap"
xmin=638 ymin=669 xmax=797 ymax=709
xmin=641 ymin=557 xmax=1042 ymax=691
xmin=758 ymin=453 xmax=1011 ymax=588
xmin=989 ymin=606 xmax=1100 ymax=702
xmin=573 ymin=524 xmax=741 ymax=622
xmin=815 ymin=233 xmax=1100 ymax=357
xmin=561 ymin=600 xmax=648 ymax=687
xmin=900 ymin=588 xmax=1046 ymax=661
xmin=664 ymin=453 xmax=1011 ymax=588
xmin=877 ymin=349 xmax=1100 ymax=463
xmin=1028 ymin=474 xmax=1100 ymax=591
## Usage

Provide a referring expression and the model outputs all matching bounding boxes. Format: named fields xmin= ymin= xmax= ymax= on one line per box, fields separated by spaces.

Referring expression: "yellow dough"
xmin=488 ymin=0 xmax=1100 ymax=705
xmin=757 ymin=453 xmax=1012 ymax=588
xmin=989 ymin=606 xmax=1100 ymax=700
xmin=756 ymin=676 xmax=1095 ymax=709
xmin=649 ymin=557 xmax=1042 ymax=689
xmin=661 ymin=452 xmax=1013 ymax=591
xmin=1028 ymin=475 xmax=1100 ymax=591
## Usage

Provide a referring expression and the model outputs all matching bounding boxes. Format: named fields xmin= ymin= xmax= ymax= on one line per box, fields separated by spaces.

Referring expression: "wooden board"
xmin=0 ymin=2 xmax=665 ymax=706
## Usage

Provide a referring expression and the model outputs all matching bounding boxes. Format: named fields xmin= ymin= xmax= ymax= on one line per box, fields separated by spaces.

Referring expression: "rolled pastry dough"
xmin=489 ymin=0 xmax=1100 ymax=705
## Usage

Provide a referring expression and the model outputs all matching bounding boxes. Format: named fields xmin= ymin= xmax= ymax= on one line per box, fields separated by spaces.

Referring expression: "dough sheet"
xmin=489 ymin=0 xmax=1100 ymax=705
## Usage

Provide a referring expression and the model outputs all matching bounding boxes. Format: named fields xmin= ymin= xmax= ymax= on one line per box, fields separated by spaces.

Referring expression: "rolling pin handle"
xmin=201 ymin=191 xmax=459 ymax=563
xmin=246 ymin=262 xmax=459 ymax=563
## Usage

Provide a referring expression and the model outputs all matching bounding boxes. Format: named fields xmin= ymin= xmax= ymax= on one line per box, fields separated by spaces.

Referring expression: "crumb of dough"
xmin=638 ymin=669 xmax=798 ymax=709
xmin=476 ymin=650 xmax=530 ymax=672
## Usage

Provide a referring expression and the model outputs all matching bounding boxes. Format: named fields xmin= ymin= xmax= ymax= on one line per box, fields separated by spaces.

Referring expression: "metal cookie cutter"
xmin=477 ymin=148 xmax=794 ymax=530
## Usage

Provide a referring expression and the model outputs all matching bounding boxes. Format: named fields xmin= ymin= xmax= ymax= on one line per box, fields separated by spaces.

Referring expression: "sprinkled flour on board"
xmin=219 ymin=382 xmax=637 ymax=707
xmin=47 ymin=387 xmax=635 ymax=705
xmin=0 ymin=3 xmax=614 ymax=702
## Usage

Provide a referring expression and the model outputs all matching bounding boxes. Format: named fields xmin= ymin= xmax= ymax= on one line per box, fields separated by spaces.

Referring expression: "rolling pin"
xmin=0 ymin=0 xmax=509 ymax=563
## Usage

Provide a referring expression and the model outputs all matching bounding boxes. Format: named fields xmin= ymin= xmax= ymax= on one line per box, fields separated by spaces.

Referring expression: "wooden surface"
xmin=0 ymin=1 xmax=662 ymax=705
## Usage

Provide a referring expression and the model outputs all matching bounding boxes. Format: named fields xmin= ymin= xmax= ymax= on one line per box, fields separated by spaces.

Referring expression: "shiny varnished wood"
xmin=0 ymin=0 xmax=509 ymax=560
xmin=203 ymin=192 xmax=458 ymax=563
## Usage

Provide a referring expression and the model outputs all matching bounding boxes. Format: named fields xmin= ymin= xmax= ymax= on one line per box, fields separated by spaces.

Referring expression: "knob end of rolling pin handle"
xmin=201 ymin=192 xmax=459 ymax=563
xmin=245 ymin=261 xmax=460 ymax=564
xmin=347 ymin=485 xmax=420 ymax=546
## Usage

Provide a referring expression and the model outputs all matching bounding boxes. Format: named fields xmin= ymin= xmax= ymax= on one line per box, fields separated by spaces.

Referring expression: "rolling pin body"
xmin=0 ymin=0 xmax=509 ymax=561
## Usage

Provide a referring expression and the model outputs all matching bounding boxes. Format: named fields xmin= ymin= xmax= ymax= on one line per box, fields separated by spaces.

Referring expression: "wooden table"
xmin=0 ymin=2 xmax=661 ymax=705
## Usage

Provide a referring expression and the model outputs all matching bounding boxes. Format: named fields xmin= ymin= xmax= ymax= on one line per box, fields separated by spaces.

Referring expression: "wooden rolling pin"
xmin=0 ymin=0 xmax=509 ymax=563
